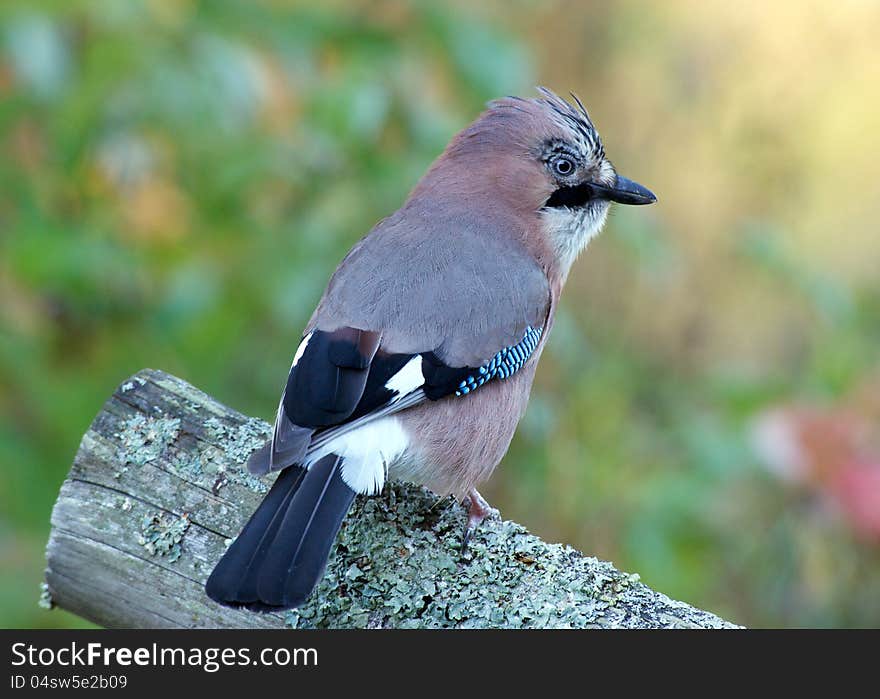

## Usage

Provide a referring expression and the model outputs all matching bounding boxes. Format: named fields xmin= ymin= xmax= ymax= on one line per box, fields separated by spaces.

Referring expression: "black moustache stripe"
xmin=544 ymin=182 xmax=598 ymax=209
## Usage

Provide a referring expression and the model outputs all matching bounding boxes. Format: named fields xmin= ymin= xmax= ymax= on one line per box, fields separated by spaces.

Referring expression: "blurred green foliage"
xmin=2 ymin=0 xmax=879 ymax=628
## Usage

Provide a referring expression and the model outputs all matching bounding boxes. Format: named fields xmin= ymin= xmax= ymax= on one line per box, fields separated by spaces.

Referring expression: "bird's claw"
xmin=460 ymin=488 xmax=496 ymax=555
xmin=460 ymin=525 xmax=475 ymax=555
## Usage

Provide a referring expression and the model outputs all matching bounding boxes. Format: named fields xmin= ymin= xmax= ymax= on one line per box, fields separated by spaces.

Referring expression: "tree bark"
xmin=44 ymin=369 xmax=738 ymax=629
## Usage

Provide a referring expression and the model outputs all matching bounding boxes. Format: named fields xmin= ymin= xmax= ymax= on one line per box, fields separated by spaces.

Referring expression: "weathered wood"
xmin=44 ymin=369 xmax=738 ymax=628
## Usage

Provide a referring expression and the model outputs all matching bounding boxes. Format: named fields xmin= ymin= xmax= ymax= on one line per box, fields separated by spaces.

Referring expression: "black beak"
xmin=591 ymin=175 xmax=656 ymax=205
xmin=543 ymin=174 xmax=657 ymax=210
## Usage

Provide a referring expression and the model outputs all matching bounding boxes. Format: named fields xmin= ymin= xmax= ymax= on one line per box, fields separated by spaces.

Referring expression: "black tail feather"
xmin=232 ymin=467 xmax=305 ymax=602
xmin=205 ymin=454 xmax=355 ymax=612
xmin=205 ymin=463 xmax=306 ymax=606
xmin=255 ymin=454 xmax=355 ymax=608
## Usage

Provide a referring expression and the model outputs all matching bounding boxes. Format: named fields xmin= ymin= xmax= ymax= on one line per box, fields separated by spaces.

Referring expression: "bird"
xmin=205 ymin=87 xmax=656 ymax=611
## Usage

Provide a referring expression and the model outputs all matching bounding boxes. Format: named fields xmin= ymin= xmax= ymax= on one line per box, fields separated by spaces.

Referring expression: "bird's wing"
xmin=250 ymin=210 xmax=551 ymax=475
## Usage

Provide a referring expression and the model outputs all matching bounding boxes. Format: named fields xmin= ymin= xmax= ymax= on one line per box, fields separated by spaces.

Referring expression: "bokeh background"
xmin=2 ymin=0 xmax=879 ymax=628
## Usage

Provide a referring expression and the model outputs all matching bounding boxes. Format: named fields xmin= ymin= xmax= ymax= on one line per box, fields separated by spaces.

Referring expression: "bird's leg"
xmin=461 ymin=488 xmax=496 ymax=554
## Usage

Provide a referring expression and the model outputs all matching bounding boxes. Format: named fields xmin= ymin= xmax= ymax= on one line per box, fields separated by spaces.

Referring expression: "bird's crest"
xmin=534 ymin=86 xmax=605 ymax=160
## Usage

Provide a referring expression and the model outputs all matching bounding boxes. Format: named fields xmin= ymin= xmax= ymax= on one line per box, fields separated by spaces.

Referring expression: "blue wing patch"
xmin=455 ymin=326 xmax=543 ymax=396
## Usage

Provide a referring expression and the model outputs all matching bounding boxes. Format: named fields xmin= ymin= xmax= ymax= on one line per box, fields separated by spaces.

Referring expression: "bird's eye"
xmin=551 ymin=155 xmax=575 ymax=177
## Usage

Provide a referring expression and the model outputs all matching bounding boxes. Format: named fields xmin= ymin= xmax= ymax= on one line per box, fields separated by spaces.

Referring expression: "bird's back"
xmin=312 ymin=201 xmax=551 ymax=368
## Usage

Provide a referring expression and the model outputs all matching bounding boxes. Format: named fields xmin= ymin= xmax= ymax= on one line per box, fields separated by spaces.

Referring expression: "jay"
xmin=206 ymin=88 xmax=656 ymax=611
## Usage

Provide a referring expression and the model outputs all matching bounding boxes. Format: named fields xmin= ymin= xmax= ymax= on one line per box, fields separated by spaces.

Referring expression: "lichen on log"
xmin=44 ymin=369 xmax=738 ymax=629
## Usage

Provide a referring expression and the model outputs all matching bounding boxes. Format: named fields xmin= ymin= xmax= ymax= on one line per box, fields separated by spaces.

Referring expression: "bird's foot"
xmin=460 ymin=488 xmax=497 ymax=554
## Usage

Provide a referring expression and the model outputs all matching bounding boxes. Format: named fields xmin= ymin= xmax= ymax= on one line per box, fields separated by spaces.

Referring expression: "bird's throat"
xmin=540 ymin=202 xmax=609 ymax=276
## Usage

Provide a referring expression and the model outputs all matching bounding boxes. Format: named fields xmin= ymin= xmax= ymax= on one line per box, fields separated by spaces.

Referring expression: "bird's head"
xmin=412 ymin=87 xmax=656 ymax=277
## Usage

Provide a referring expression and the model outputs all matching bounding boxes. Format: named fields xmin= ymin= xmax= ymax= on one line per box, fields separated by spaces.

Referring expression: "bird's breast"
xmin=389 ymin=360 xmax=541 ymax=498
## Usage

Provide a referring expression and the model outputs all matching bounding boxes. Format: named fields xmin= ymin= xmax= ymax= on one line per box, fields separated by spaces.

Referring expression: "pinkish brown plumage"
xmin=206 ymin=88 xmax=656 ymax=611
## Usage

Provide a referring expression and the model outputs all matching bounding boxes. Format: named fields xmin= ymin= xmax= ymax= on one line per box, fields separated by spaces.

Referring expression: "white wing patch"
xmin=303 ymin=417 xmax=408 ymax=495
xmin=385 ymin=355 xmax=424 ymax=395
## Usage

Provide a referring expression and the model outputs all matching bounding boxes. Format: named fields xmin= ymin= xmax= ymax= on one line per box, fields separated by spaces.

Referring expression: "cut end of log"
xmin=44 ymin=368 xmax=739 ymax=629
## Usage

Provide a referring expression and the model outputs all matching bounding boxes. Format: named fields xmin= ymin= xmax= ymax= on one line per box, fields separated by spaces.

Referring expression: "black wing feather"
xmin=420 ymin=350 xmax=478 ymax=400
xmin=283 ymin=328 xmax=381 ymax=427
xmin=260 ymin=324 xmax=541 ymax=475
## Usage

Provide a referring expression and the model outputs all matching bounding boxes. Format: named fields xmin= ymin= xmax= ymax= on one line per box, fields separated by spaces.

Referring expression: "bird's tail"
xmin=205 ymin=453 xmax=356 ymax=611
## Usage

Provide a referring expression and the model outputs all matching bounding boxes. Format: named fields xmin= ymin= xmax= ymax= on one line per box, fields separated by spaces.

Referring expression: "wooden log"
xmin=43 ymin=369 xmax=738 ymax=629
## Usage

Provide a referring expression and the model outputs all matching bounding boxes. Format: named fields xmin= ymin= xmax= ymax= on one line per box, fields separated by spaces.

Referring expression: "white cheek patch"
xmin=385 ymin=355 xmax=424 ymax=395
xmin=541 ymin=204 xmax=609 ymax=273
xmin=303 ymin=417 xmax=409 ymax=495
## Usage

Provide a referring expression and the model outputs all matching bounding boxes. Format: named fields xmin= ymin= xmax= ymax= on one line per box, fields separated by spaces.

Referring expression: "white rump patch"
xmin=291 ymin=331 xmax=313 ymax=368
xmin=303 ymin=417 xmax=408 ymax=495
xmin=385 ymin=355 xmax=424 ymax=395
